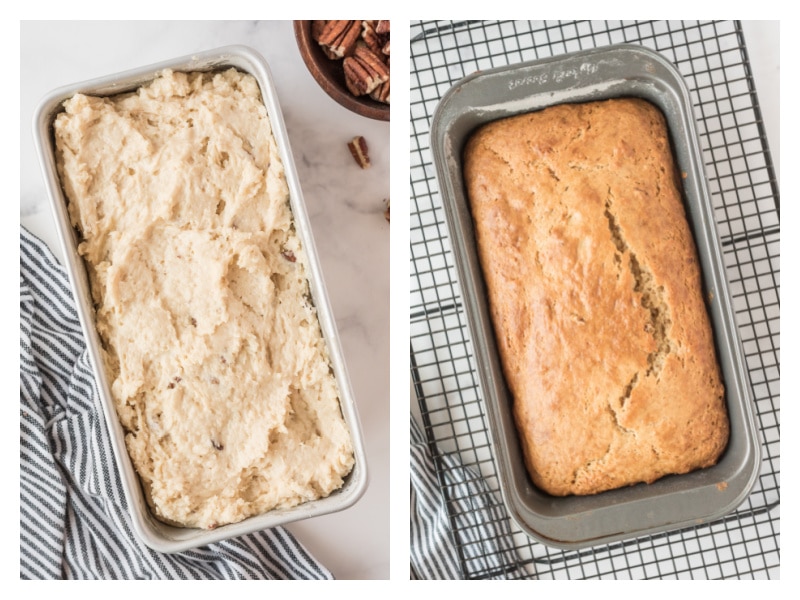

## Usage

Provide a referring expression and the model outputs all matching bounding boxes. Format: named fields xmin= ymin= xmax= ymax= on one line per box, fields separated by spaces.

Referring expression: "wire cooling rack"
xmin=409 ymin=20 xmax=780 ymax=580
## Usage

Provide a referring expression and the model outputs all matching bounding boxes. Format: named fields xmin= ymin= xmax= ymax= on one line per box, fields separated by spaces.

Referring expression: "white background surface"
xmin=740 ymin=21 xmax=780 ymax=185
xmin=18 ymin=19 xmax=779 ymax=581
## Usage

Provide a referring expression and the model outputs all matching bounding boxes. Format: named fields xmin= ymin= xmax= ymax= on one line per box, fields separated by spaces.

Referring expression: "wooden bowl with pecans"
xmin=294 ymin=20 xmax=390 ymax=122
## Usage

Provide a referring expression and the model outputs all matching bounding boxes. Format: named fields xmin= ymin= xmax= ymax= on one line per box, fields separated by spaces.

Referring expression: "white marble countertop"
xmin=20 ymin=20 xmax=389 ymax=580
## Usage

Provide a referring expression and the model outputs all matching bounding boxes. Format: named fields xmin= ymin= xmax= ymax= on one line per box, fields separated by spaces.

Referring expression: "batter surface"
xmin=54 ymin=69 xmax=355 ymax=528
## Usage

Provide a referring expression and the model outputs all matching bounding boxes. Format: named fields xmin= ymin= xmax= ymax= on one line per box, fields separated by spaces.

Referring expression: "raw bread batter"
xmin=54 ymin=69 xmax=355 ymax=529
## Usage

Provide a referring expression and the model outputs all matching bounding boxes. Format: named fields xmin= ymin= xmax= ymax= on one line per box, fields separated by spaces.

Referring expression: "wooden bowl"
xmin=293 ymin=20 xmax=390 ymax=122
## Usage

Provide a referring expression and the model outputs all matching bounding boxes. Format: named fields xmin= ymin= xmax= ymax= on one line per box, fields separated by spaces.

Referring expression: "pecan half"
xmin=354 ymin=43 xmax=389 ymax=78
xmin=361 ymin=20 xmax=383 ymax=55
xmin=343 ymin=43 xmax=389 ymax=96
xmin=317 ymin=20 xmax=362 ymax=58
xmin=347 ymin=136 xmax=370 ymax=169
xmin=343 ymin=58 xmax=376 ymax=96
xmin=312 ymin=20 xmax=339 ymax=59
xmin=370 ymin=79 xmax=390 ymax=104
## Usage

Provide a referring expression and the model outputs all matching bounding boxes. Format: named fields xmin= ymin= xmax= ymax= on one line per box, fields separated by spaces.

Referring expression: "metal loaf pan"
xmin=33 ymin=45 xmax=368 ymax=553
xmin=431 ymin=44 xmax=761 ymax=549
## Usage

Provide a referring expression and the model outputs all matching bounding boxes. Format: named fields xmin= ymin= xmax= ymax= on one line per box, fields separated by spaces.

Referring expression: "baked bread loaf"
xmin=54 ymin=69 xmax=355 ymax=528
xmin=463 ymin=97 xmax=729 ymax=496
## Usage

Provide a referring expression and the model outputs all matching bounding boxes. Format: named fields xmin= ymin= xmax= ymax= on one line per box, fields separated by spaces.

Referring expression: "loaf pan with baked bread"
xmin=33 ymin=45 xmax=368 ymax=553
xmin=431 ymin=44 xmax=761 ymax=549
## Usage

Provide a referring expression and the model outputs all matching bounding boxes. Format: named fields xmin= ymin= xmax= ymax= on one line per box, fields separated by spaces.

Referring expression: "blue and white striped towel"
xmin=19 ymin=226 xmax=333 ymax=580
xmin=410 ymin=415 xmax=527 ymax=580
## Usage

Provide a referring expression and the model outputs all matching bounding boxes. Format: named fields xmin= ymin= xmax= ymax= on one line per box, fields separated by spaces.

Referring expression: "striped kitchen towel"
xmin=19 ymin=226 xmax=333 ymax=580
xmin=410 ymin=414 xmax=528 ymax=579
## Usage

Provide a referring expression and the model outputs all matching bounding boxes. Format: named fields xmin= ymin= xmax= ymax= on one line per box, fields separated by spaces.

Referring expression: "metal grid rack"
xmin=409 ymin=20 xmax=780 ymax=579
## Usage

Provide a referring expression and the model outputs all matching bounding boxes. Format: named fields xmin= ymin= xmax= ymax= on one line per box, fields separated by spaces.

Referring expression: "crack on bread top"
xmin=603 ymin=196 xmax=673 ymax=380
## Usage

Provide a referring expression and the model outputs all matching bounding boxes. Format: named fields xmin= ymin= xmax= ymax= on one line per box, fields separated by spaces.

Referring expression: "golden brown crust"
xmin=464 ymin=98 xmax=729 ymax=496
